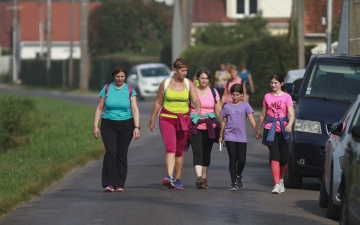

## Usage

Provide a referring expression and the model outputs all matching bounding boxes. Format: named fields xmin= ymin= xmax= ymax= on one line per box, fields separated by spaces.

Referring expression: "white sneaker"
xmin=279 ymin=179 xmax=285 ymax=193
xmin=272 ymin=184 xmax=281 ymax=194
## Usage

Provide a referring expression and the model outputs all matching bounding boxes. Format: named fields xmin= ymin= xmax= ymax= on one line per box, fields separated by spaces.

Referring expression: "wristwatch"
xmin=134 ymin=126 xmax=140 ymax=130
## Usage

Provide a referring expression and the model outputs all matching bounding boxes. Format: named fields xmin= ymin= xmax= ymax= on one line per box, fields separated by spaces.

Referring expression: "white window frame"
xmin=226 ymin=0 xmax=259 ymax=19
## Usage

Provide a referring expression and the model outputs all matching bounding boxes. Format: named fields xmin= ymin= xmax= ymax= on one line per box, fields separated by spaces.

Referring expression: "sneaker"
xmin=115 ymin=186 xmax=124 ymax=192
xmin=202 ymin=178 xmax=209 ymax=189
xmin=104 ymin=185 xmax=114 ymax=192
xmin=162 ymin=175 xmax=175 ymax=189
xmin=272 ymin=184 xmax=281 ymax=194
xmin=196 ymin=176 xmax=203 ymax=189
xmin=279 ymin=179 xmax=285 ymax=193
xmin=236 ymin=175 xmax=244 ymax=189
xmin=174 ymin=179 xmax=184 ymax=190
xmin=229 ymin=183 xmax=238 ymax=191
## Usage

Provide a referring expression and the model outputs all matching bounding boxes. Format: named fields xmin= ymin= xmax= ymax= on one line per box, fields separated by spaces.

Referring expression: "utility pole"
xmin=39 ymin=0 xmax=44 ymax=58
xmin=181 ymin=0 xmax=193 ymax=52
xmin=46 ymin=0 xmax=51 ymax=87
xmin=348 ymin=0 xmax=360 ymax=54
xmin=68 ymin=0 xmax=75 ymax=88
xmin=326 ymin=0 xmax=333 ymax=53
xmin=12 ymin=0 xmax=19 ymax=83
xmin=298 ymin=0 xmax=305 ymax=69
xmin=79 ymin=0 xmax=89 ymax=90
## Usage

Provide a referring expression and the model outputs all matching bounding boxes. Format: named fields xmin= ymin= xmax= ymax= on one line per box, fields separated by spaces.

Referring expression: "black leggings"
xmin=100 ymin=118 xmax=134 ymax=188
xmin=263 ymin=129 xmax=289 ymax=166
xmin=225 ymin=141 xmax=247 ymax=184
xmin=190 ymin=129 xmax=214 ymax=166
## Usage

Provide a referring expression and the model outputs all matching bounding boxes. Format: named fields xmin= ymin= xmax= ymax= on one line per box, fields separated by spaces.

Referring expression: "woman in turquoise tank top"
xmin=148 ymin=58 xmax=201 ymax=190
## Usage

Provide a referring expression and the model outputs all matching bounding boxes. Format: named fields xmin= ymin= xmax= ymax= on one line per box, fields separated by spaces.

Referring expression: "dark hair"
xmin=110 ymin=66 xmax=127 ymax=78
xmin=230 ymin=83 xmax=244 ymax=94
xmin=173 ymin=58 xmax=189 ymax=69
xmin=270 ymin=73 xmax=286 ymax=92
xmin=195 ymin=67 xmax=212 ymax=80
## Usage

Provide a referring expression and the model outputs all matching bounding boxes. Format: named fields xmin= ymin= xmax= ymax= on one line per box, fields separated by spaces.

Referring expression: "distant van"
xmin=285 ymin=54 xmax=360 ymax=189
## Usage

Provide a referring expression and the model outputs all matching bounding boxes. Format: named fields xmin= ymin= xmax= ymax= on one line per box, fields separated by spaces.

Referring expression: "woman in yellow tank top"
xmin=148 ymin=58 xmax=201 ymax=190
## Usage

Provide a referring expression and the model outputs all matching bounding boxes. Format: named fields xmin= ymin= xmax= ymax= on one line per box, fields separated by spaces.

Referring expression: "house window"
xmin=236 ymin=0 xmax=258 ymax=16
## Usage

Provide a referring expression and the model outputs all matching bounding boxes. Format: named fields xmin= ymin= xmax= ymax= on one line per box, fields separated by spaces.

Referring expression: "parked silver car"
xmin=339 ymin=125 xmax=360 ymax=225
xmin=319 ymin=94 xmax=360 ymax=221
xmin=284 ymin=69 xmax=305 ymax=94
xmin=127 ymin=63 xmax=172 ymax=100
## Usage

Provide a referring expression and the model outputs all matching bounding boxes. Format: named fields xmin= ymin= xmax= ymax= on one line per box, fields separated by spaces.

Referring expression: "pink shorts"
xmin=159 ymin=116 xmax=190 ymax=157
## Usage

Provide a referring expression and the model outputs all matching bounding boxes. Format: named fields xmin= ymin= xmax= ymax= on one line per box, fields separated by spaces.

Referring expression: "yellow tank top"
xmin=161 ymin=85 xmax=189 ymax=118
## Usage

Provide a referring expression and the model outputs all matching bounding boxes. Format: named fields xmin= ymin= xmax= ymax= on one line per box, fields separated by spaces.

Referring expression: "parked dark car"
xmin=318 ymin=95 xmax=360 ymax=221
xmin=339 ymin=125 xmax=360 ymax=225
xmin=285 ymin=54 xmax=360 ymax=189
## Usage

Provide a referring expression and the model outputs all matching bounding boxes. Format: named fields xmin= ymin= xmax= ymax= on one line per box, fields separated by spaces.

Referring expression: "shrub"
xmin=0 ymin=95 xmax=37 ymax=152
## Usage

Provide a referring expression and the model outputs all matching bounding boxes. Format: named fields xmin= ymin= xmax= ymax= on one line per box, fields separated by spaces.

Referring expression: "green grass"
xmin=0 ymin=94 xmax=104 ymax=218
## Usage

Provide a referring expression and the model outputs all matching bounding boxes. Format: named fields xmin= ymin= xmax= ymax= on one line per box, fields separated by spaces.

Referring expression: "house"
xmin=172 ymin=0 xmax=343 ymax=61
xmin=0 ymin=1 xmax=100 ymax=60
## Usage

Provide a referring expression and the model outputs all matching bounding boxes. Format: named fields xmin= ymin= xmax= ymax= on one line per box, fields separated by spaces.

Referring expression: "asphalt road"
xmin=0 ymin=85 xmax=337 ymax=225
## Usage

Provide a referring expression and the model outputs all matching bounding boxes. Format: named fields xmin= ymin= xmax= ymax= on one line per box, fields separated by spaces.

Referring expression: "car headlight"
xmin=294 ymin=119 xmax=322 ymax=134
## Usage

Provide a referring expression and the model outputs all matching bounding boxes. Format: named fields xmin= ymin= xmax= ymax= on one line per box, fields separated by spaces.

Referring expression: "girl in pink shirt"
xmin=190 ymin=67 xmax=222 ymax=189
xmin=256 ymin=73 xmax=295 ymax=194
xmin=221 ymin=64 xmax=247 ymax=105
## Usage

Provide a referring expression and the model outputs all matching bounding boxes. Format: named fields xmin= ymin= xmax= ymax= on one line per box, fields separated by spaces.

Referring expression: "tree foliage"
xmin=89 ymin=0 xmax=171 ymax=55
xmin=192 ymin=16 xmax=270 ymax=46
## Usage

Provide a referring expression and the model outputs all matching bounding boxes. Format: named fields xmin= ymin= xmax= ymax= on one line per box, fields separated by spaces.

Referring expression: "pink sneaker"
xmin=115 ymin=186 xmax=124 ymax=192
xmin=104 ymin=185 xmax=114 ymax=192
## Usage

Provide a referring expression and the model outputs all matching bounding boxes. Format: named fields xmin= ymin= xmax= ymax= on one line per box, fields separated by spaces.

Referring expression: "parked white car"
xmin=127 ymin=63 xmax=172 ymax=100
xmin=284 ymin=69 xmax=305 ymax=94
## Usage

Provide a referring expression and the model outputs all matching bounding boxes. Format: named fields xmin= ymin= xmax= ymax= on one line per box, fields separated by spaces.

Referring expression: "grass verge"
xmin=0 ymin=94 xmax=104 ymax=219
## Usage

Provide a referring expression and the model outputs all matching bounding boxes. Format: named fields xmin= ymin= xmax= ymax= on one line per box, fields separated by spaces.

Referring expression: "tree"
xmin=89 ymin=0 xmax=171 ymax=55
xmin=192 ymin=15 xmax=269 ymax=47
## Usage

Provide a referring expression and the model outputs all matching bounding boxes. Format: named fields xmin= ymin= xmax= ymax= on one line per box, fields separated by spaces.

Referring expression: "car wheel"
xmin=339 ymin=186 xmax=348 ymax=225
xmin=284 ymin=155 xmax=302 ymax=189
xmin=326 ymin=168 xmax=341 ymax=220
xmin=319 ymin=176 xmax=328 ymax=208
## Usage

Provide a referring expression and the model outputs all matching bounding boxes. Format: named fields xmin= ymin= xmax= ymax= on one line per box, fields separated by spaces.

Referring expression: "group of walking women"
xmin=93 ymin=58 xmax=294 ymax=194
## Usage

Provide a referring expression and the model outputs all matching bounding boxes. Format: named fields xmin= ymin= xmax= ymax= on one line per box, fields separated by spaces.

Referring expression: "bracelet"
xmin=134 ymin=126 xmax=140 ymax=130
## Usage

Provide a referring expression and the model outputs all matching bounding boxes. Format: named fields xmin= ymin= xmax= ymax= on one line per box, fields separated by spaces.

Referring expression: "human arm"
xmin=256 ymin=105 xmax=267 ymax=138
xmin=148 ymin=80 xmax=165 ymax=132
xmin=286 ymin=105 xmax=295 ymax=133
xmin=189 ymin=81 xmax=201 ymax=115
xmin=130 ymin=96 xmax=140 ymax=140
xmin=93 ymin=97 xmax=105 ymax=139
xmin=247 ymin=113 xmax=258 ymax=138
xmin=218 ymin=116 xmax=227 ymax=144
xmin=242 ymin=81 xmax=247 ymax=96
xmin=221 ymin=85 xmax=227 ymax=105
xmin=248 ymin=74 xmax=255 ymax=93
xmin=215 ymin=99 xmax=222 ymax=123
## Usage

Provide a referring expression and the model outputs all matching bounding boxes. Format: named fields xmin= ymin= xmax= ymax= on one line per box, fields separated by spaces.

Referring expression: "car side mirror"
xmin=285 ymin=83 xmax=297 ymax=102
xmin=129 ymin=74 xmax=138 ymax=80
xmin=331 ymin=122 xmax=344 ymax=136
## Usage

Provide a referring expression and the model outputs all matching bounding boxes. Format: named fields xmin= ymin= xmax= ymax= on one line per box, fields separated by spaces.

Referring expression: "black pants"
xmin=225 ymin=141 xmax=247 ymax=184
xmin=190 ymin=129 xmax=214 ymax=166
xmin=100 ymin=118 xmax=134 ymax=188
xmin=263 ymin=129 xmax=289 ymax=166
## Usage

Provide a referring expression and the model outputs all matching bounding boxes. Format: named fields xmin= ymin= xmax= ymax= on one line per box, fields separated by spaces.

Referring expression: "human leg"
xmin=114 ymin=119 xmax=134 ymax=188
xmin=190 ymin=130 xmax=204 ymax=177
xmin=235 ymin=142 xmax=247 ymax=188
xmin=225 ymin=141 xmax=238 ymax=184
xmin=100 ymin=119 xmax=120 ymax=189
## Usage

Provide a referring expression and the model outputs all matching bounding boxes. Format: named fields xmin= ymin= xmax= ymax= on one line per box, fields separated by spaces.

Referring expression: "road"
xmin=0 ymin=85 xmax=337 ymax=225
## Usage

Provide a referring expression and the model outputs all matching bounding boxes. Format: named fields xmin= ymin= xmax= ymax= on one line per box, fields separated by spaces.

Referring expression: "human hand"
xmin=148 ymin=120 xmax=155 ymax=132
xmin=285 ymin=125 xmax=291 ymax=133
xmin=133 ymin=128 xmax=140 ymax=140
xmin=255 ymin=130 xmax=262 ymax=139
xmin=196 ymin=106 xmax=201 ymax=115
xmin=218 ymin=136 xmax=223 ymax=144
xmin=93 ymin=127 xmax=100 ymax=139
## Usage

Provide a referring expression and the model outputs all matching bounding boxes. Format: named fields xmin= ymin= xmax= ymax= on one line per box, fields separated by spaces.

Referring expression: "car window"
xmin=293 ymin=78 xmax=303 ymax=94
xmin=305 ymin=62 xmax=360 ymax=101
xmin=140 ymin=67 xmax=169 ymax=77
